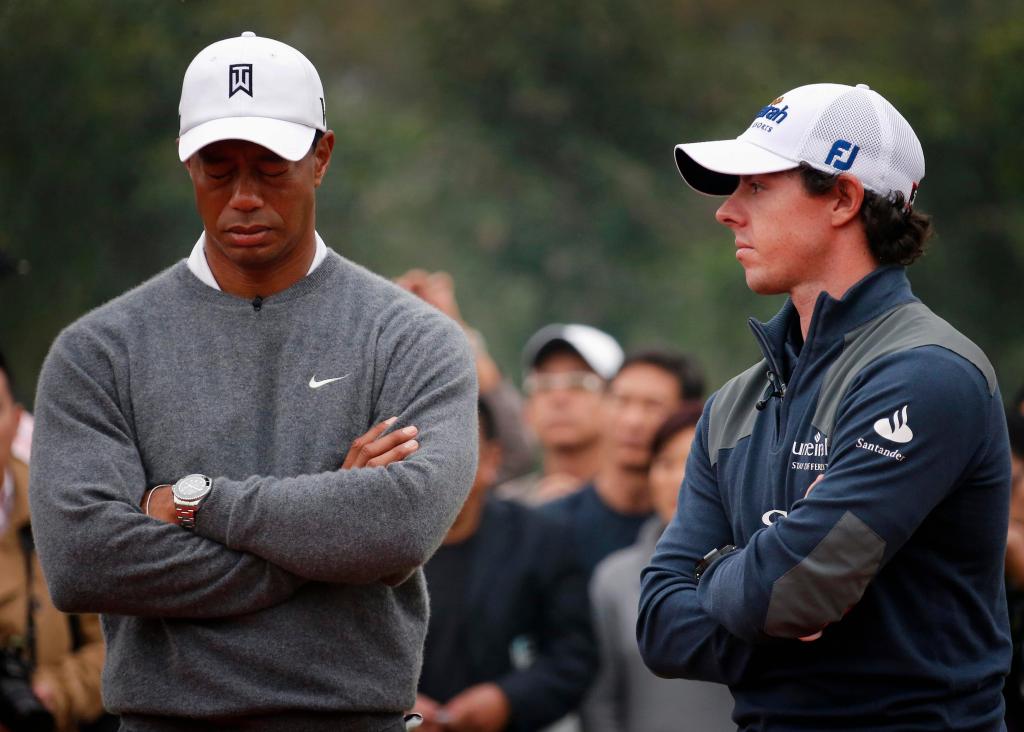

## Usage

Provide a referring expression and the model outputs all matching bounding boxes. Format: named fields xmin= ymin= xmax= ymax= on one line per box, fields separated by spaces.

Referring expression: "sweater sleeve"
xmin=696 ymin=347 xmax=1004 ymax=641
xmin=29 ymin=327 xmax=307 ymax=618
xmin=636 ymin=399 xmax=757 ymax=684
xmin=193 ymin=306 xmax=479 ymax=584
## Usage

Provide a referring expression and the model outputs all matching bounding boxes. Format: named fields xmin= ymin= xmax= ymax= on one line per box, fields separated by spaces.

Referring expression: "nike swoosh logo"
xmin=309 ymin=374 xmax=351 ymax=389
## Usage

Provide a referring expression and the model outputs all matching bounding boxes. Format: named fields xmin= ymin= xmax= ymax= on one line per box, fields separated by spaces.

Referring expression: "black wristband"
xmin=694 ymin=544 xmax=738 ymax=583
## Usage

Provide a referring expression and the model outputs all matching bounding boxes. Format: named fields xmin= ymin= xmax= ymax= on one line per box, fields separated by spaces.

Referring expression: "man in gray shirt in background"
xmin=29 ymin=32 xmax=477 ymax=731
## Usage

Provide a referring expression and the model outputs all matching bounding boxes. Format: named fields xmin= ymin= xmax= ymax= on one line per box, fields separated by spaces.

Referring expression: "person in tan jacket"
xmin=0 ymin=349 xmax=107 ymax=731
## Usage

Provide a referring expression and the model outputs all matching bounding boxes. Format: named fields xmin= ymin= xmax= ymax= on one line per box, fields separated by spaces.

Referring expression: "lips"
xmin=224 ymin=225 xmax=272 ymax=246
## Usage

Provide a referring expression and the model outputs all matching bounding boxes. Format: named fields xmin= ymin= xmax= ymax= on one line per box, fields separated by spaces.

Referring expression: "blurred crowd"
xmin=2 ymin=263 xmax=1023 ymax=731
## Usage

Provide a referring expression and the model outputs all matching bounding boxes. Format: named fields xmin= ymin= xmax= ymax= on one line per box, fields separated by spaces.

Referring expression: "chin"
xmin=543 ymin=429 xmax=589 ymax=448
xmin=615 ymin=448 xmax=651 ymax=472
xmin=745 ymin=272 xmax=788 ymax=296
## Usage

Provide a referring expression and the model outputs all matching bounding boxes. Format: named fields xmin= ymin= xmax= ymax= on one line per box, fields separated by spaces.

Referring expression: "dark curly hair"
xmin=798 ymin=163 xmax=933 ymax=266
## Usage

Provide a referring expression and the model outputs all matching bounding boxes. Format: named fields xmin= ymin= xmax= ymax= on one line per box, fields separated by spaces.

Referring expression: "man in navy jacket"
xmin=415 ymin=400 xmax=595 ymax=731
xmin=637 ymin=83 xmax=1011 ymax=731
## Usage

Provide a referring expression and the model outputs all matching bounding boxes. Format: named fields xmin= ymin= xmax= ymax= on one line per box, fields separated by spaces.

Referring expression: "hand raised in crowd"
xmin=395 ymin=269 xmax=463 ymax=324
xmin=140 ymin=417 xmax=420 ymax=521
xmin=395 ymin=269 xmax=501 ymax=393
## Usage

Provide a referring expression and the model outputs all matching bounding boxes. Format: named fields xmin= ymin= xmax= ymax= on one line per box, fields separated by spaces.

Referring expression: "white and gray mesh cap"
xmin=674 ymin=83 xmax=925 ymax=206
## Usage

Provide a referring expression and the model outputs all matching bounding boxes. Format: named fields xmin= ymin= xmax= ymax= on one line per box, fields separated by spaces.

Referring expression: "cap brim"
xmin=178 ymin=117 xmax=317 ymax=162
xmin=674 ymin=140 xmax=798 ymax=196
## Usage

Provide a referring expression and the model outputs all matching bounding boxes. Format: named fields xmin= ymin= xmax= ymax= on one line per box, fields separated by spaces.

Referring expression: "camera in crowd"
xmin=0 ymin=647 xmax=54 ymax=732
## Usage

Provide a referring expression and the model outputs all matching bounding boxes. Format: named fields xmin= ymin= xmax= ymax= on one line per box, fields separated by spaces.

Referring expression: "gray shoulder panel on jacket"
xmin=812 ymin=302 xmax=996 ymax=436
xmin=707 ymin=360 xmax=768 ymax=467
xmin=764 ymin=511 xmax=885 ymax=637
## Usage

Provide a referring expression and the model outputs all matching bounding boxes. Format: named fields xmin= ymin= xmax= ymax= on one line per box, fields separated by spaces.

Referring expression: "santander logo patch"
xmin=873 ymin=405 xmax=913 ymax=444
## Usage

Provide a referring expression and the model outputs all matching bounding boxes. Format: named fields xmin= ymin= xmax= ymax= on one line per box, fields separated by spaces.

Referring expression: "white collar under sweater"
xmin=186 ymin=232 xmax=328 ymax=290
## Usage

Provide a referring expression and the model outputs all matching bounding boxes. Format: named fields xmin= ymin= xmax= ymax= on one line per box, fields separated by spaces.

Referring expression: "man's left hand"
xmin=438 ymin=683 xmax=510 ymax=732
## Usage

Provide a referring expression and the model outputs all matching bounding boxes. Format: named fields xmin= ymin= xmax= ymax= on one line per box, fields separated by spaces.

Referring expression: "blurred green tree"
xmin=2 ymin=0 xmax=1023 ymax=406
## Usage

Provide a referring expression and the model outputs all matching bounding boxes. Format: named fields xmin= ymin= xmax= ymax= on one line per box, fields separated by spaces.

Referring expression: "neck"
xmin=594 ymin=463 xmax=652 ymax=515
xmin=790 ymin=242 xmax=877 ymax=339
xmin=205 ymin=232 xmax=317 ymax=300
xmin=443 ymin=491 xmax=486 ymax=545
xmin=542 ymin=440 xmax=603 ymax=481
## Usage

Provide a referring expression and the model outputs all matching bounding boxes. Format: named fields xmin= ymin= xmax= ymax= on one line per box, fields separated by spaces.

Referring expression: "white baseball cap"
xmin=675 ymin=83 xmax=925 ymax=206
xmin=523 ymin=324 xmax=624 ymax=381
xmin=178 ymin=31 xmax=326 ymax=162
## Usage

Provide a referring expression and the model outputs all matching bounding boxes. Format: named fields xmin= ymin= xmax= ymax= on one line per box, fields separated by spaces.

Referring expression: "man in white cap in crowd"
xmin=638 ymin=83 xmax=1011 ymax=730
xmin=29 ymin=32 xmax=477 ymax=731
xmin=497 ymin=323 xmax=623 ymax=505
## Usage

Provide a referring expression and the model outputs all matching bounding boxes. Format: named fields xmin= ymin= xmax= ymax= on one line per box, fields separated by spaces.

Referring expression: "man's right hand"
xmin=342 ymin=417 xmax=419 ymax=469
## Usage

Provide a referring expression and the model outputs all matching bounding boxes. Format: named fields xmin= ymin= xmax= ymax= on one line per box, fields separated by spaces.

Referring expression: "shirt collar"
xmin=185 ymin=232 xmax=328 ymax=291
xmin=756 ymin=265 xmax=918 ymax=361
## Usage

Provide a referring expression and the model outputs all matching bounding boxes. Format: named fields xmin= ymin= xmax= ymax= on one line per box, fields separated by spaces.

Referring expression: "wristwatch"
xmin=694 ymin=544 xmax=738 ymax=583
xmin=171 ymin=474 xmax=213 ymax=530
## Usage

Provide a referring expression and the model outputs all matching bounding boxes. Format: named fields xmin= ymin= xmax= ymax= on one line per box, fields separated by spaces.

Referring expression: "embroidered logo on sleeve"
xmin=872 ymin=405 xmax=913 ymax=444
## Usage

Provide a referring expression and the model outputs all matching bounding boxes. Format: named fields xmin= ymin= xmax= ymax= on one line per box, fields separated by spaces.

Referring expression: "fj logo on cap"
xmin=825 ymin=139 xmax=859 ymax=170
xmin=229 ymin=64 xmax=253 ymax=98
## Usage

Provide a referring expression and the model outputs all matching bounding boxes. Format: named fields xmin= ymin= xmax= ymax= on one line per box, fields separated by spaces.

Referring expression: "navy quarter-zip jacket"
xmin=638 ymin=266 xmax=1011 ymax=731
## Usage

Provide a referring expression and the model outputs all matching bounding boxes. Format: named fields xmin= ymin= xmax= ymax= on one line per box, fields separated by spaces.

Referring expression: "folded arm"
xmin=30 ymin=327 xmax=307 ymax=619
xmin=697 ymin=349 xmax=1000 ymax=642
xmin=191 ymin=305 xmax=479 ymax=584
xmin=637 ymin=400 xmax=757 ymax=685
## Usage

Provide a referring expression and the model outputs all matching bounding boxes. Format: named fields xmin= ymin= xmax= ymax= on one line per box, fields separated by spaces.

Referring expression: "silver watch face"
xmin=173 ymin=474 xmax=212 ymax=501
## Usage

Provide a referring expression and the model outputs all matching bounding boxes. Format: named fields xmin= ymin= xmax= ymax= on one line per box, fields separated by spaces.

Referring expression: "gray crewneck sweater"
xmin=29 ymin=250 xmax=478 ymax=730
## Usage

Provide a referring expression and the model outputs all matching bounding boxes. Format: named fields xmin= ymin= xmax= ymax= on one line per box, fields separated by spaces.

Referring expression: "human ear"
xmin=831 ymin=174 xmax=864 ymax=227
xmin=312 ymin=130 xmax=336 ymax=186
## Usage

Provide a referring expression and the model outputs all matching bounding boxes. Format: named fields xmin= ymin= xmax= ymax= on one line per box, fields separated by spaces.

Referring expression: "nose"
xmin=715 ymin=192 xmax=743 ymax=228
xmin=228 ymin=169 xmax=263 ymax=212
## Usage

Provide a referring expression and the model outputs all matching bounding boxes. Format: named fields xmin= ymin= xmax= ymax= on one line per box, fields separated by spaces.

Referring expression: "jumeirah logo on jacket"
xmin=873 ymin=405 xmax=914 ymax=444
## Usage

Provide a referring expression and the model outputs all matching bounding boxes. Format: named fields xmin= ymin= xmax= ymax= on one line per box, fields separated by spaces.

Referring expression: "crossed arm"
xmin=29 ymin=311 xmax=477 ymax=619
xmin=639 ymin=350 xmax=1000 ymax=681
xmin=142 ymin=417 xmax=422 ymax=585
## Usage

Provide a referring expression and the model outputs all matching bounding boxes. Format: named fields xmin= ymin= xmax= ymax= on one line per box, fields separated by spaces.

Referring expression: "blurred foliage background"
xmin=2 ymin=0 xmax=1024 ymax=407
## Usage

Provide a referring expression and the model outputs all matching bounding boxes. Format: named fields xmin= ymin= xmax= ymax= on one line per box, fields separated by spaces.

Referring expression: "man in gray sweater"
xmin=28 ymin=32 xmax=478 ymax=732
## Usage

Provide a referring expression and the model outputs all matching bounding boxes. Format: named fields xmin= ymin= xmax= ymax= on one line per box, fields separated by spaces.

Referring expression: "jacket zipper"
xmin=748 ymin=317 xmax=787 ymax=410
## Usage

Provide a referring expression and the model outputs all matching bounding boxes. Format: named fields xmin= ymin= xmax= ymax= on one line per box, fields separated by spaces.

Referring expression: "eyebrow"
xmin=197 ymin=150 xmax=229 ymax=164
xmin=196 ymin=149 xmax=287 ymax=164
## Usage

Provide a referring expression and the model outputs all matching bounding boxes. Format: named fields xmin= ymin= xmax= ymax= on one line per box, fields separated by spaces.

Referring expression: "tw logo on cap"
xmin=229 ymin=64 xmax=253 ymax=98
